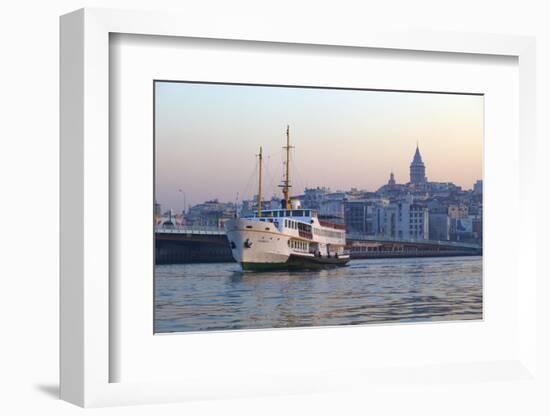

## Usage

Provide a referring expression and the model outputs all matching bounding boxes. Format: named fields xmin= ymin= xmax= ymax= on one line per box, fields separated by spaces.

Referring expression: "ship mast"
xmin=257 ymin=146 xmax=263 ymax=217
xmin=281 ymin=125 xmax=294 ymax=209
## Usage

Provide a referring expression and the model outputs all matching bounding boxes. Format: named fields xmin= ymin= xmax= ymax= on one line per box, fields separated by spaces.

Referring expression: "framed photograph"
xmin=153 ymin=80 xmax=484 ymax=334
xmin=60 ymin=8 xmax=538 ymax=408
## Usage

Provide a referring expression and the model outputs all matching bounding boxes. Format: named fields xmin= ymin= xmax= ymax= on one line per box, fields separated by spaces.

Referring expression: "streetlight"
xmin=178 ymin=188 xmax=186 ymax=214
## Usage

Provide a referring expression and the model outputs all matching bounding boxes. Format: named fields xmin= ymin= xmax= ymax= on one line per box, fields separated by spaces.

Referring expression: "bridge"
xmin=155 ymin=226 xmax=232 ymax=264
xmin=155 ymin=226 xmax=481 ymax=264
xmin=346 ymin=233 xmax=481 ymax=258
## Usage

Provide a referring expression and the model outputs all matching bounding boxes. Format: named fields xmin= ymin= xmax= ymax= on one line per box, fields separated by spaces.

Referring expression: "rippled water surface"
xmin=154 ymin=256 xmax=482 ymax=333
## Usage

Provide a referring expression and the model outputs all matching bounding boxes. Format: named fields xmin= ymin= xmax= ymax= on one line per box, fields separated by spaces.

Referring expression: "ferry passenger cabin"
xmin=243 ymin=209 xmax=346 ymax=243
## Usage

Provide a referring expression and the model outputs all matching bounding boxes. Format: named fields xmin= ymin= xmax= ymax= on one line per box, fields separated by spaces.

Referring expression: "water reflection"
xmin=154 ymin=256 xmax=482 ymax=333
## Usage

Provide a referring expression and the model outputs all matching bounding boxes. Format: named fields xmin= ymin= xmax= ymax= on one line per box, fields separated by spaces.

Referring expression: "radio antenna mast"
xmin=257 ymin=146 xmax=263 ymax=217
xmin=280 ymin=125 xmax=294 ymax=209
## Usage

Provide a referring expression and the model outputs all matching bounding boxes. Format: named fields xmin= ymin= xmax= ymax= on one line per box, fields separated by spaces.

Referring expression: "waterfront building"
xmin=186 ymin=199 xmax=236 ymax=227
xmin=452 ymin=216 xmax=474 ymax=242
xmin=346 ymin=187 xmax=371 ymax=200
xmin=426 ymin=182 xmax=461 ymax=194
xmin=302 ymin=187 xmax=330 ymax=210
xmin=409 ymin=144 xmax=427 ymax=185
xmin=319 ymin=193 xmax=346 ymax=219
xmin=344 ymin=199 xmax=375 ymax=235
xmin=448 ymin=203 xmax=469 ymax=219
xmin=425 ymin=198 xmax=448 ymax=214
xmin=240 ymin=195 xmax=280 ymax=217
xmin=269 ymin=196 xmax=282 ymax=209
xmin=376 ymin=199 xmax=429 ymax=240
xmin=473 ymin=179 xmax=483 ymax=195
xmin=407 ymin=203 xmax=429 ymax=239
xmin=343 ymin=195 xmax=390 ymax=235
xmin=429 ymin=213 xmax=451 ymax=241
xmin=239 ymin=199 xmax=253 ymax=217
xmin=468 ymin=199 xmax=483 ymax=216
xmin=376 ymin=171 xmax=410 ymax=197
xmin=473 ymin=217 xmax=483 ymax=242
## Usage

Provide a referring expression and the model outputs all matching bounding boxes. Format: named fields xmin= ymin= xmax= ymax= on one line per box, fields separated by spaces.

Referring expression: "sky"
xmin=155 ymin=81 xmax=483 ymax=212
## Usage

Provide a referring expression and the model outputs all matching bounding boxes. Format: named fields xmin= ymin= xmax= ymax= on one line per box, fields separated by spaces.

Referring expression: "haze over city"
xmin=155 ymin=81 xmax=483 ymax=212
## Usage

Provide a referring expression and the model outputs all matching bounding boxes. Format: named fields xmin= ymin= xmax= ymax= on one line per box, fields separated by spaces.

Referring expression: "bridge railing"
xmin=155 ymin=225 xmax=226 ymax=235
xmin=346 ymin=233 xmax=481 ymax=249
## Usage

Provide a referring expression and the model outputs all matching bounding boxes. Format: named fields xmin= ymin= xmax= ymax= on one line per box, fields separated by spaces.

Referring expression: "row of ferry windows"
xmin=283 ymin=219 xmax=342 ymax=239
xmin=257 ymin=210 xmax=312 ymax=218
xmin=284 ymin=219 xmax=298 ymax=229
xmin=289 ymin=240 xmax=307 ymax=250
xmin=313 ymin=227 xmax=343 ymax=239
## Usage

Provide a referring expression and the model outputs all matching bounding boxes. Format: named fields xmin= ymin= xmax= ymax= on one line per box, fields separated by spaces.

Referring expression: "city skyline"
xmin=155 ymin=82 xmax=483 ymax=212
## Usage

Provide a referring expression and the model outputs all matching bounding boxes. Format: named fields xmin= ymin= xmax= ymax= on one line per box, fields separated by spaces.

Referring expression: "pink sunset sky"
xmin=155 ymin=82 xmax=483 ymax=212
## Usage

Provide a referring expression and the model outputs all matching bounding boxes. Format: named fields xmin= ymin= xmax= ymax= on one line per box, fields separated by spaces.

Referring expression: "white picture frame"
xmin=60 ymin=8 xmax=538 ymax=408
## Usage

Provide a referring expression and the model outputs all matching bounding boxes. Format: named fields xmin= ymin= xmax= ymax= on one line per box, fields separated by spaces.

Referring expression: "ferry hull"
xmin=242 ymin=254 xmax=350 ymax=271
xmin=225 ymin=218 xmax=349 ymax=272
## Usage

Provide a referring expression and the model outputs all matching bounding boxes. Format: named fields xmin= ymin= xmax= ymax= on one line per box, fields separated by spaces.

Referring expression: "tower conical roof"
xmin=411 ymin=145 xmax=424 ymax=165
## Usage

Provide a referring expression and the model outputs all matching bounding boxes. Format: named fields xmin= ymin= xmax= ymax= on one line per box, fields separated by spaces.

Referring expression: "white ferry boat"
xmin=225 ymin=126 xmax=350 ymax=271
